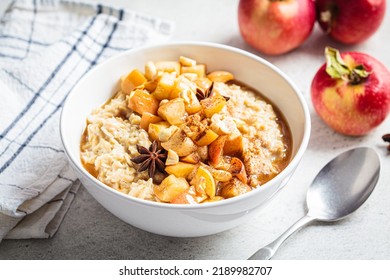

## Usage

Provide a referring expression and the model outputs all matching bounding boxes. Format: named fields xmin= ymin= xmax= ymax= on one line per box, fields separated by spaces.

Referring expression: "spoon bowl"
xmin=307 ymin=147 xmax=380 ymax=221
xmin=249 ymin=147 xmax=380 ymax=260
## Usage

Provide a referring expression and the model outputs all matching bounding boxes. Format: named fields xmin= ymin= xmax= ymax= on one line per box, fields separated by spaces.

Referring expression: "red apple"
xmin=316 ymin=0 xmax=386 ymax=44
xmin=238 ymin=0 xmax=316 ymax=55
xmin=311 ymin=47 xmax=390 ymax=136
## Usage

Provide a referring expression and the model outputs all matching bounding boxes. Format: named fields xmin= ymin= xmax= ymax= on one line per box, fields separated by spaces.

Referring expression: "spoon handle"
xmin=248 ymin=214 xmax=316 ymax=260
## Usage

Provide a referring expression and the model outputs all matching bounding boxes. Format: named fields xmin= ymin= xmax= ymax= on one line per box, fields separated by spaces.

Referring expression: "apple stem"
xmin=325 ymin=47 xmax=370 ymax=85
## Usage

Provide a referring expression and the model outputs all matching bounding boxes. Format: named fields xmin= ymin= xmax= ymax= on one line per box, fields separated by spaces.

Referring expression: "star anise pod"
xmin=196 ymin=81 xmax=214 ymax=101
xmin=196 ymin=81 xmax=230 ymax=102
xmin=131 ymin=141 xmax=167 ymax=179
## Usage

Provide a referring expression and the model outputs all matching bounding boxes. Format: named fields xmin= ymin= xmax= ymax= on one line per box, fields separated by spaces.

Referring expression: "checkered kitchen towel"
xmin=0 ymin=0 xmax=173 ymax=240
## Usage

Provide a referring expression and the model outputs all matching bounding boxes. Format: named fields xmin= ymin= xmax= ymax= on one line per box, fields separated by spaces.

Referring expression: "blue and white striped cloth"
xmin=0 ymin=0 xmax=173 ymax=240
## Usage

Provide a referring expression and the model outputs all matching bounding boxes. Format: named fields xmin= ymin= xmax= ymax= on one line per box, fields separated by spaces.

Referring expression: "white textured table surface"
xmin=0 ymin=0 xmax=389 ymax=260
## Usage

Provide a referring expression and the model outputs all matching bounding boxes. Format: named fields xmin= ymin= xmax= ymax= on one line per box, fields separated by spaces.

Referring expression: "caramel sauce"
xmin=227 ymin=80 xmax=293 ymax=185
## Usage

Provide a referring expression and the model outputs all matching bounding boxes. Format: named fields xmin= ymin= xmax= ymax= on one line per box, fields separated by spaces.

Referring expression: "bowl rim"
xmin=60 ymin=41 xmax=311 ymax=210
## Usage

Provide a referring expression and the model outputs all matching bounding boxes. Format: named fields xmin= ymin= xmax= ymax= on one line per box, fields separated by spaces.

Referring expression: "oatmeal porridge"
xmin=80 ymin=56 xmax=291 ymax=204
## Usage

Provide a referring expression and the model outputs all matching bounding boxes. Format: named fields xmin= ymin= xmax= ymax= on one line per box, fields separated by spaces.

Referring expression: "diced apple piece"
xmin=195 ymin=77 xmax=212 ymax=93
xmin=181 ymin=64 xmax=206 ymax=77
xmin=144 ymin=80 xmax=158 ymax=92
xmin=165 ymin=162 xmax=196 ymax=178
xmin=224 ymin=134 xmax=244 ymax=156
xmin=219 ymin=178 xmax=251 ymax=199
xmin=170 ymin=189 xmax=197 ymax=204
xmin=155 ymin=61 xmax=180 ymax=75
xmin=207 ymin=71 xmax=234 ymax=83
xmin=161 ymin=129 xmax=197 ymax=156
xmin=181 ymin=73 xmax=198 ymax=81
xmin=170 ymin=75 xmax=196 ymax=99
xmin=180 ymin=152 xmax=200 ymax=164
xmin=229 ymin=157 xmax=248 ymax=184
xmin=154 ymin=175 xmax=189 ymax=203
xmin=203 ymin=196 xmax=224 ymax=203
xmin=190 ymin=166 xmax=216 ymax=199
xmin=210 ymin=114 xmax=240 ymax=135
xmin=157 ymin=98 xmax=186 ymax=125
xmin=185 ymin=113 xmax=208 ymax=140
xmin=140 ymin=112 xmax=162 ymax=131
xmin=171 ymin=186 xmax=207 ymax=204
xmin=128 ymin=89 xmax=159 ymax=115
xmin=121 ymin=69 xmax=147 ymax=94
xmin=200 ymin=94 xmax=227 ymax=118
xmin=148 ymin=121 xmax=170 ymax=141
xmin=158 ymin=125 xmax=179 ymax=142
xmin=180 ymin=89 xmax=202 ymax=114
xmin=197 ymin=145 xmax=208 ymax=162
xmin=165 ymin=149 xmax=179 ymax=166
xmin=193 ymin=128 xmax=219 ymax=147
xmin=152 ymin=73 xmax=176 ymax=100
xmin=179 ymin=56 xmax=197 ymax=67
xmin=208 ymin=135 xmax=226 ymax=166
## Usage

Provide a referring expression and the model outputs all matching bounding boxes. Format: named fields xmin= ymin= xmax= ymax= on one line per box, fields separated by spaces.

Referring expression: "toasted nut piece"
xmin=145 ymin=61 xmax=157 ymax=80
xmin=179 ymin=56 xmax=197 ymax=67
xmin=208 ymin=135 xmax=226 ymax=166
xmin=211 ymin=169 xmax=232 ymax=182
xmin=128 ymin=89 xmax=159 ymax=115
xmin=212 ymin=155 xmax=232 ymax=171
xmin=165 ymin=162 xmax=196 ymax=178
xmin=229 ymin=157 xmax=248 ymax=184
xmin=207 ymin=71 xmax=234 ymax=83
xmin=165 ymin=149 xmax=179 ymax=166
xmin=157 ymin=98 xmax=186 ymax=125
xmin=161 ymin=129 xmax=197 ymax=157
xmin=140 ymin=112 xmax=162 ymax=131
xmin=219 ymin=178 xmax=251 ymax=199
xmin=121 ymin=69 xmax=147 ymax=94
xmin=200 ymin=163 xmax=232 ymax=182
xmin=154 ymin=175 xmax=189 ymax=202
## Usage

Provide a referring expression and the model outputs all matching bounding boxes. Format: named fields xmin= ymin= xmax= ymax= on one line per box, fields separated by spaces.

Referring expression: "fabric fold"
xmin=0 ymin=0 xmax=173 ymax=241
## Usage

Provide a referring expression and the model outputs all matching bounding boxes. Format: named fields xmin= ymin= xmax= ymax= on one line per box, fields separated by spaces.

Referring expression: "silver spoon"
xmin=249 ymin=147 xmax=380 ymax=260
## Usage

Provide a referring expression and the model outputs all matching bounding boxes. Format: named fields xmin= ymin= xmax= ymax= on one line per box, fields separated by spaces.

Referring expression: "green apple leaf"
xmin=324 ymin=47 xmax=370 ymax=85
xmin=325 ymin=47 xmax=350 ymax=79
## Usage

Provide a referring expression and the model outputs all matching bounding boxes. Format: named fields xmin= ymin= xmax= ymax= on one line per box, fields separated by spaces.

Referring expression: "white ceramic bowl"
xmin=60 ymin=42 xmax=310 ymax=237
